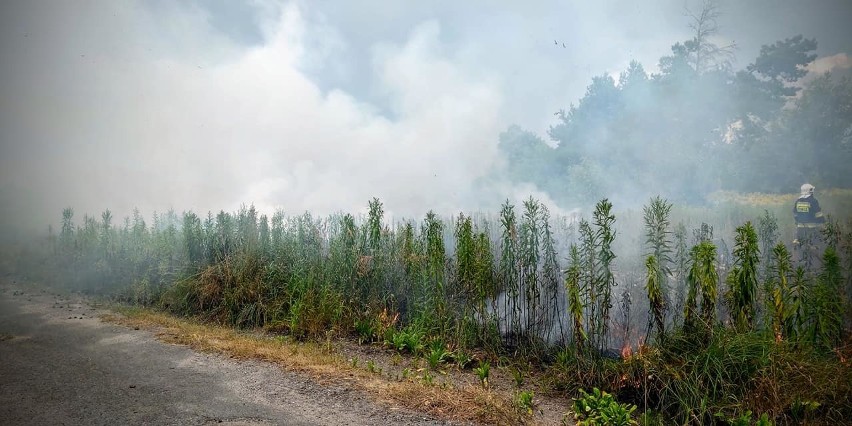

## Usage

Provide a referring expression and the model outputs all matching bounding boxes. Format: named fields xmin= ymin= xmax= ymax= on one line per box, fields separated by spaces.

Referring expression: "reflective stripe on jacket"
xmin=793 ymin=195 xmax=825 ymax=225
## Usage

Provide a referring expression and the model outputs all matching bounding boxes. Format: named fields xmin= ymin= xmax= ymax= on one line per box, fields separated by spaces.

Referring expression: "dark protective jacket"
xmin=793 ymin=195 xmax=825 ymax=227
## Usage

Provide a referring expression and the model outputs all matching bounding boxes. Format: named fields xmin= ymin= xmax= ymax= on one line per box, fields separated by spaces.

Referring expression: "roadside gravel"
xmin=0 ymin=279 xmax=451 ymax=426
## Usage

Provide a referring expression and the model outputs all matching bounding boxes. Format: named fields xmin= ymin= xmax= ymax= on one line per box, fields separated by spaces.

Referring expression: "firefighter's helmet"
xmin=800 ymin=183 xmax=815 ymax=197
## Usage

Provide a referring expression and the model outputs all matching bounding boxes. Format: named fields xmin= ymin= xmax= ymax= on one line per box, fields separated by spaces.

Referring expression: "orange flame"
xmin=621 ymin=342 xmax=633 ymax=359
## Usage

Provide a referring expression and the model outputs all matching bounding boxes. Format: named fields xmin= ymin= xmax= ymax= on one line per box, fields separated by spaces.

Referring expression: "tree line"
xmin=499 ymin=15 xmax=851 ymax=205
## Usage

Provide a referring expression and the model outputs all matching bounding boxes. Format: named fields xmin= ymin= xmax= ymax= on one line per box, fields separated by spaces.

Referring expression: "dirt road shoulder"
xmin=0 ymin=279 xmax=452 ymax=425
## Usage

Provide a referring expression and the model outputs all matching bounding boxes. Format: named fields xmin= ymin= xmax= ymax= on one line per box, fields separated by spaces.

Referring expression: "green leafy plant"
xmin=684 ymin=240 xmax=718 ymax=332
xmin=554 ymin=349 xmax=573 ymax=372
xmin=725 ymin=410 xmax=773 ymax=426
xmin=565 ymin=245 xmax=587 ymax=352
xmin=422 ymin=371 xmax=434 ymax=385
xmin=499 ymin=201 xmax=521 ymax=350
xmin=511 ymin=366 xmax=525 ymax=387
xmin=593 ymin=199 xmax=617 ymax=351
xmin=426 ymin=340 xmax=450 ymax=369
xmin=578 ymin=219 xmax=600 ymax=350
xmin=638 ymin=410 xmax=663 ymax=426
xmin=726 ymin=222 xmax=760 ymax=332
xmin=755 ymin=413 xmax=773 ymax=426
xmin=645 ymin=255 xmax=666 ymax=342
xmin=474 ymin=361 xmax=490 ymax=388
xmin=790 ymin=400 xmax=820 ymax=423
xmin=573 ymin=387 xmax=638 ymax=426
xmin=366 ymin=359 xmax=381 ymax=374
xmin=643 ymin=196 xmax=672 ymax=343
xmin=388 ymin=327 xmax=424 ymax=354
xmin=354 ymin=318 xmax=377 ymax=344
xmin=516 ymin=390 xmax=535 ymax=414
xmin=768 ymin=243 xmax=793 ymax=341
xmin=453 ymin=350 xmax=472 ymax=369
xmin=808 ymin=247 xmax=844 ymax=349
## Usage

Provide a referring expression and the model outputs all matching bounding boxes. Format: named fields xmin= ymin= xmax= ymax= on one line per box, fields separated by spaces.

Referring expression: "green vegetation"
xmin=475 ymin=361 xmax=490 ymax=388
xmin=511 ymin=365 xmax=525 ymax=387
xmin=426 ymin=340 xmax=451 ymax=370
xmin=643 ymin=197 xmax=673 ymax=344
xmin=8 ymin=4 xmax=850 ymax=424
xmin=726 ymin=222 xmax=760 ymax=332
xmin=516 ymin=390 xmax=535 ymax=414
xmin=387 ymin=327 xmax=424 ymax=354
xmin=724 ymin=411 xmax=773 ymax=426
xmin=29 ymin=190 xmax=852 ymax=424
xmin=573 ymin=387 xmax=638 ymax=426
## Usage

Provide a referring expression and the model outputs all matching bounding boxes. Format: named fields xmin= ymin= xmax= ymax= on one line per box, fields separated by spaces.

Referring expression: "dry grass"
xmin=707 ymin=188 xmax=852 ymax=206
xmin=707 ymin=190 xmax=797 ymax=206
xmin=102 ymin=308 xmax=529 ymax=425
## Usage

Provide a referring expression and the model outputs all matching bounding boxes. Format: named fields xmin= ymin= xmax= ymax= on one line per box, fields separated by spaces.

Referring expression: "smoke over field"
xmin=1 ymin=1 xmax=851 ymax=424
xmin=1 ymin=0 xmax=851 ymax=237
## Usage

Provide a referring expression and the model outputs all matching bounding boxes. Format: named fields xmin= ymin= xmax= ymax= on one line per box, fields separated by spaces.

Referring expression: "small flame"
xmin=621 ymin=342 xmax=633 ymax=359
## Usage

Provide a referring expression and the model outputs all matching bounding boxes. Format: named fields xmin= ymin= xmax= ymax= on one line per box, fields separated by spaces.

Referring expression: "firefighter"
xmin=792 ymin=183 xmax=825 ymax=246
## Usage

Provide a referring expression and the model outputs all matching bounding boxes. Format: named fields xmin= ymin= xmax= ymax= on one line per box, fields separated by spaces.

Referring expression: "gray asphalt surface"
xmin=0 ymin=281 xmax=448 ymax=426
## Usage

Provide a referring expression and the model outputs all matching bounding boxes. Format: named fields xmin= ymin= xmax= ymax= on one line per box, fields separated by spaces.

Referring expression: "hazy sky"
xmin=1 ymin=0 xmax=850 ymax=235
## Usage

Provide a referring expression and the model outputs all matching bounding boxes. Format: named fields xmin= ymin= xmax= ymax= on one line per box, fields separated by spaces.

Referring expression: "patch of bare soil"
xmin=110 ymin=307 xmax=572 ymax=425
xmin=333 ymin=337 xmax=572 ymax=425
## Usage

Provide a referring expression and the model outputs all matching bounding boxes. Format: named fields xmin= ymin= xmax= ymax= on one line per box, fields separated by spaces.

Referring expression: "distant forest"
xmin=497 ymin=11 xmax=852 ymax=206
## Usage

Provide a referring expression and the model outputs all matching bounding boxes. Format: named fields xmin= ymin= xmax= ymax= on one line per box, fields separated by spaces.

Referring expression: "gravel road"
xmin=0 ymin=281 xmax=450 ymax=426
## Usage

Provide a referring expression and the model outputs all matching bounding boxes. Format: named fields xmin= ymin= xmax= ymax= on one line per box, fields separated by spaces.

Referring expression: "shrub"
xmin=726 ymin=222 xmax=760 ymax=332
xmin=573 ymin=387 xmax=638 ymax=426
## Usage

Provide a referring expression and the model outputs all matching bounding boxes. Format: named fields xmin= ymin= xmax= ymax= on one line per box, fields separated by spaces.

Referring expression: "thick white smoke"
xmin=0 ymin=2 xmax=515 ymax=233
